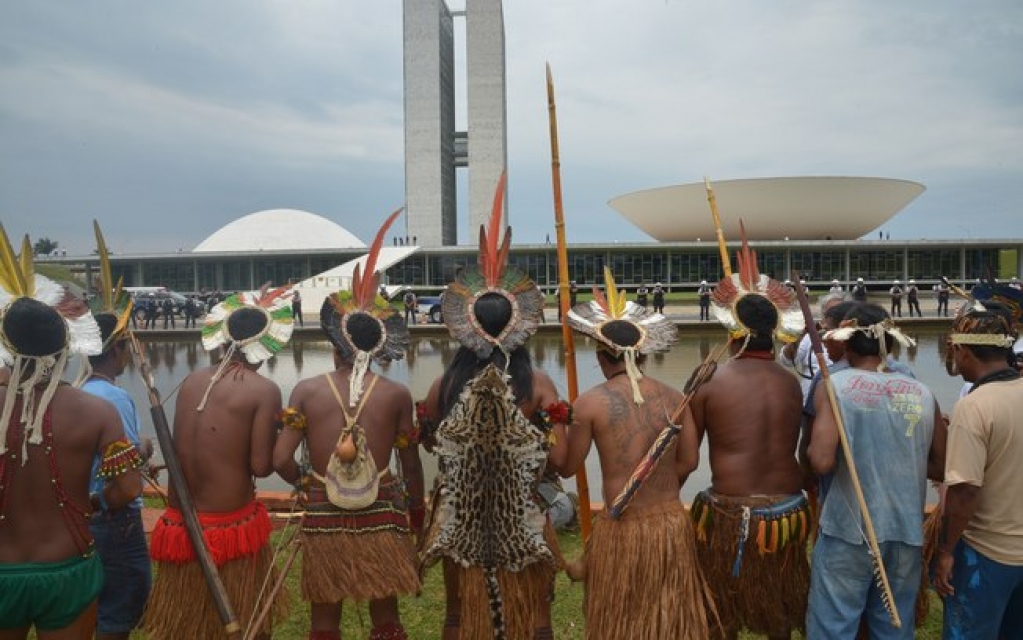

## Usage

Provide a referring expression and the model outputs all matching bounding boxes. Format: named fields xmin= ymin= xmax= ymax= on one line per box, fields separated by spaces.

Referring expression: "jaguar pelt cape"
xmin=422 ymin=364 xmax=558 ymax=639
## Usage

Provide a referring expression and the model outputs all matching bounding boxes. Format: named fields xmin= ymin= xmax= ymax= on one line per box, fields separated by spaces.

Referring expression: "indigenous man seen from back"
xmin=806 ymin=303 xmax=945 ymax=638
xmin=690 ymin=237 xmax=811 ymax=640
xmin=934 ymin=300 xmax=1022 ymax=638
xmin=274 ymin=210 xmax=424 ymax=640
xmin=79 ymin=227 xmax=153 ymax=640
xmin=418 ymin=176 xmax=567 ymax=640
xmin=0 ymin=232 xmax=143 ymax=638
xmin=144 ymin=287 xmax=294 ymax=640
xmin=561 ymin=269 xmax=716 ymax=640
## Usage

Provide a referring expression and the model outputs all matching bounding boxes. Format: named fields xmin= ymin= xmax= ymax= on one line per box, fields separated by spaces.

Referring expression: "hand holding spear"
xmin=791 ymin=271 xmax=902 ymax=629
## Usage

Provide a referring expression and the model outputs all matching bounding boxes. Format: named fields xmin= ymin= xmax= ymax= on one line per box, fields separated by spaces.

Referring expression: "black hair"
xmin=227 ymin=307 xmax=269 ymax=343
xmin=736 ymin=294 xmax=777 ymax=352
xmin=88 ymin=313 xmax=120 ymax=366
xmin=955 ymin=301 xmax=1017 ymax=364
xmin=843 ymin=303 xmax=894 ymax=357
xmin=472 ymin=293 xmax=512 ymax=338
xmin=438 ymin=291 xmax=533 ymax=419
xmin=595 ymin=320 xmax=647 ymax=365
xmin=823 ymin=301 xmax=858 ymax=327
xmin=1 ymin=298 xmax=66 ymax=357
xmin=345 ymin=313 xmax=384 ymax=352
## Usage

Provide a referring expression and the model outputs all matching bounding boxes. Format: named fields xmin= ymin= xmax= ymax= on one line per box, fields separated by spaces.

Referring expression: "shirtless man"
xmin=561 ymin=300 xmax=716 ymax=640
xmin=275 ymin=311 xmax=424 ymax=640
xmin=276 ymin=210 xmax=422 ymax=640
xmin=144 ymin=290 xmax=293 ymax=640
xmin=691 ymin=290 xmax=810 ymax=639
xmin=0 ymin=271 xmax=143 ymax=638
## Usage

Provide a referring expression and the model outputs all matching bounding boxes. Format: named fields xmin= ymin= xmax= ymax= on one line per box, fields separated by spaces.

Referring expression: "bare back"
xmin=572 ymin=375 xmax=690 ymax=509
xmin=0 ymin=384 xmax=130 ymax=562
xmin=692 ymin=357 xmax=804 ymax=496
xmin=172 ymin=362 xmax=281 ymax=513
xmin=295 ymin=370 xmax=412 ymax=477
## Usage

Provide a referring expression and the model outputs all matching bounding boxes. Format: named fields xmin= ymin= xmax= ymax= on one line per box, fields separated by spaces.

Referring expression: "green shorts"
xmin=0 ymin=553 xmax=103 ymax=631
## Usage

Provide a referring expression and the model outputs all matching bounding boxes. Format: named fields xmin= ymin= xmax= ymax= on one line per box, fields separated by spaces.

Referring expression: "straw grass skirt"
xmin=692 ymin=491 xmax=810 ymax=638
xmin=144 ymin=501 xmax=287 ymax=639
xmin=583 ymin=502 xmax=717 ymax=640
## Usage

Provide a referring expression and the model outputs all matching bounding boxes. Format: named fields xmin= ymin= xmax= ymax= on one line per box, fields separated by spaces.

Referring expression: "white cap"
xmin=893 ymin=279 xmax=900 ymax=284
xmin=832 ymin=279 xmax=840 ymax=283
xmin=909 ymin=279 xmax=915 ymax=283
xmin=701 ymin=280 xmax=707 ymax=285
xmin=857 ymin=277 xmax=864 ymax=282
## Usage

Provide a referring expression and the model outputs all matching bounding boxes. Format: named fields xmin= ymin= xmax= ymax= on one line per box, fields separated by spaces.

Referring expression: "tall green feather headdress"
xmin=0 ymin=224 xmax=102 ymax=454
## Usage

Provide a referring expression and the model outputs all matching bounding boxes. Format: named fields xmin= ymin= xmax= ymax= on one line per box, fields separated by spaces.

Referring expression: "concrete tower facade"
xmin=403 ymin=0 xmax=508 ymax=247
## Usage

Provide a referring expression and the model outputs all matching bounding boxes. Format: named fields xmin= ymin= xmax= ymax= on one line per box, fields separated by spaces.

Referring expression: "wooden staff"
xmin=607 ymin=342 xmax=727 ymax=519
xmin=546 ymin=62 xmax=592 ymax=540
xmin=704 ymin=177 xmax=733 ymax=277
xmin=244 ymin=536 xmax=302 ymax=640
xmin=791 ymin=271 xmax=901 ymax=629
xmin=126 ymin=331 xmax=243 ymax=638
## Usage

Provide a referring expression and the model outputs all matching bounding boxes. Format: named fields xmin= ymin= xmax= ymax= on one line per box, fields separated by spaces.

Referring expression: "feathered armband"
xmin=279 ymin=407 xmax=307 ymax=432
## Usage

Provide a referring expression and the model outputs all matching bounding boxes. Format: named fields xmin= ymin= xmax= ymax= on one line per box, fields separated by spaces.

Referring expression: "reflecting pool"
xmin=121 ymin=328 xmax=961 ymax=503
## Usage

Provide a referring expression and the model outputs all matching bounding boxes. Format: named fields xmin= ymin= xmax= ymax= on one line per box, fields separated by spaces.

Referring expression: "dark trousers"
xmin=891 ymin=299 xmax=902 ymax=317
xmin=908 ymin=298 xmax=921 ymax=317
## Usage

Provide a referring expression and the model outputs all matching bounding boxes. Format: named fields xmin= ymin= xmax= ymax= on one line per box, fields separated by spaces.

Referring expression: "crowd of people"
xmin=2 ymin=205 xmax=1022 ymax=640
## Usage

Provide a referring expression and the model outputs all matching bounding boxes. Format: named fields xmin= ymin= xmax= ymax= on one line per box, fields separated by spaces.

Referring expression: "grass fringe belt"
xmin=144 ymin=500 xmax=287 ymax=639
xmin=691 ymin=490 xmax=810 ymax=639
xmin=583 ymin=502 xmax=717 ymax=640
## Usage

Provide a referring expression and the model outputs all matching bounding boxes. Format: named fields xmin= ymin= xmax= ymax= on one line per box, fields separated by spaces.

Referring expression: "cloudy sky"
xmin=1 ymin=1 xmax=1021 ymax=255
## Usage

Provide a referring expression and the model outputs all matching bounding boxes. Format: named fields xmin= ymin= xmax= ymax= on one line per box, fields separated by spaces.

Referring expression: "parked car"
xmin=417 ymin=295 xmax=444 ymax=324
xmin=128 ymin=289 xmax=204 ymax=318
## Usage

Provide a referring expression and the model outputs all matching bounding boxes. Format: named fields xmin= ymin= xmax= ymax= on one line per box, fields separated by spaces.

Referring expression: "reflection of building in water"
xmin=292 ymin=341 xmax=304 ymax=375
xmin=185 ymin=343 xmax=199 ymax=370
xmin=162 ymin=344 xmax=177 ymax=375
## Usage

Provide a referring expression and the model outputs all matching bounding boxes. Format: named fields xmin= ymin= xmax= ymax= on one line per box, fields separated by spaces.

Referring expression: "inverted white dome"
xmin=194 ymin=209 xmax=366 ymax=252
xmin=608 ymin=177 xmax=925 ymax=242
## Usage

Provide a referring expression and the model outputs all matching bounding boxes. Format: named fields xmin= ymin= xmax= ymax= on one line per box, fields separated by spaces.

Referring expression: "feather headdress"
xmin=709 ymin=221 xmax=804 ymax=349
xmin=197 ymin=282 xmax=294 ymax=411
xmin=320 ymin=207 xmax=409 ymax=407
xmin=89 ymin=220 xmax=134 ymax=349
xmin=0 ymin=224 xmax=102 ymax=455
xmin=946 ymin=277 xmax=1021 ymax=350
xmin=823 ymin=317 xmax=916 ymax=372
xmin=441 ymin=172 xmax=544 ymax=358
xmin=567 ymin=266 xmax=678 ymax=403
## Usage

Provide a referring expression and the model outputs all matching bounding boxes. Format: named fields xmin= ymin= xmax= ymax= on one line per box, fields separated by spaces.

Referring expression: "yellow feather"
xmin=19 ymin=235 xmax=35 ymax=297
xmin=0 ymin=224 xmax=28 ymax=297
xmin=602 ymin=266 xmax=626 ymax=318
xmin=93 ymin=220 xmax=114 ymax=310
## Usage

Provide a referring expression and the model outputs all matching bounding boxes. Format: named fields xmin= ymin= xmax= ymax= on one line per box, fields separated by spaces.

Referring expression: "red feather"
xmin=356 ymin=207 xmax=403 ymax=307
xmin=591 ymin=286 xmax=611 ymax=314
xmin=736 ymin=220 xmax=760 ymax=291
xmin=480 ymin=172 xmax=508 ymax=286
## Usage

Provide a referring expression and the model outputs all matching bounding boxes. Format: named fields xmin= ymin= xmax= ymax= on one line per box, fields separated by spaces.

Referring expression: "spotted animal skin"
xmin=422 ymin=365 xmax=555 ymax=639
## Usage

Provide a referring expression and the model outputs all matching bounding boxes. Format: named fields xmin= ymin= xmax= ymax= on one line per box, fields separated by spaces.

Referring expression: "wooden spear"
xmin=791 ymin=271 xmax=901 ymax=628
xmin=704 ymin=177 xmax=733 ymax=277
xmin=546 ymin=63 xmax=592 ymax=540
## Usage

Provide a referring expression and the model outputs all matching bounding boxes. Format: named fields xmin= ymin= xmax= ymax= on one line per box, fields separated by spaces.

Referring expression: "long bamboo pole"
xmin=791 ymin=272 xmax=902 ymax=629
xmin=546 ymin=63 xmax=592 ymax=541
xmin=704 ymin=177 xmax=733 ymax=277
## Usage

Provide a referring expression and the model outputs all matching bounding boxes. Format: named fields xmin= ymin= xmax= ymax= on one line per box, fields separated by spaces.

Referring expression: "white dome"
xmin=193 ymin=209 xmax=366 ymax=252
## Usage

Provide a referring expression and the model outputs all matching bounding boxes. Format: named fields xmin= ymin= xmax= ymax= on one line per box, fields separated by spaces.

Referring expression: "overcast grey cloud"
xmin=1 ymin=1 xmax=1021 ymax=254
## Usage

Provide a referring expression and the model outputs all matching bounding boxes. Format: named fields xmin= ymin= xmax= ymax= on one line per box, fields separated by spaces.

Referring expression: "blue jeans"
xmin=89 ymin=507 xmax=151 ymax=634
xmin=942 ymin=540 xmax=1023 ymax=640
xmin=807 ymin=533 xmax=921 ymax=639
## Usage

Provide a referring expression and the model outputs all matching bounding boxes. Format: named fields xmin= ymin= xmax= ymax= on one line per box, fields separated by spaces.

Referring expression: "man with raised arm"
xmin=274 ymin=211 xmax=423 ymax=640
xmin=690 ymin=239 xmax=811 ymax=640
xmin=560 ymin=270 xmax=716 ymax=640
xmin=0 ymin=233 xmax=143 ymax=638
xmin=144 ymin=287 xmax=294 ymax=640
xmin=806 ymin=303 xmax=945 ymax=637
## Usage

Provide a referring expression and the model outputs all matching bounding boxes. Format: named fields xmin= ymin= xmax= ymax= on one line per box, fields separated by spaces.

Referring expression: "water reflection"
xmin=122 ymin=329 xmax=962 ymax=503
